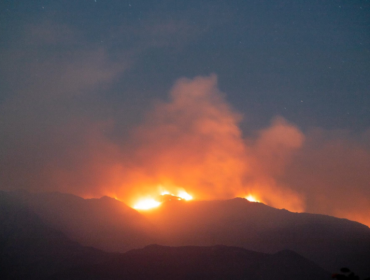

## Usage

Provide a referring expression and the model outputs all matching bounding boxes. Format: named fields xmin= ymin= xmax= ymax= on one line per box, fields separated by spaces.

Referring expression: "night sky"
xmin=1 ymin=0 xmax=370 ymax=225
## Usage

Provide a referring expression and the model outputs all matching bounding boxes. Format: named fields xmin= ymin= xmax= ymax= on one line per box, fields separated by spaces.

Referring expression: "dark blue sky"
xmin=1 ymin=0 xmax=369 ymax=131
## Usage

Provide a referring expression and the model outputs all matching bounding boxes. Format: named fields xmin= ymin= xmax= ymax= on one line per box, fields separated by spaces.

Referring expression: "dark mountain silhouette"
xmin=49 ymin=245 xmax=330 ymax=280
xmin=144 ymin=198 xmax=370 ymax=276
xmin=0 ymin=192 xmax=330 ymax=280
xmin=5 ymin=190 xmax=156 ymax=252
xmin=2 ymin=191 xmax=370 ymax=277
xmin=0 ymin=191 xmax=113 ymax=280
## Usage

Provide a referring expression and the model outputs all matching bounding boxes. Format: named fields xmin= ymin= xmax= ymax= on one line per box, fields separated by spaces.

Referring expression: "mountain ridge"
xmin=2 ymin=190 xmax=370 ymax=276
xmin=0 ymin=191 xmax=114 ymax=280
xmin=49 ymin=244 xmax=330 ymax=280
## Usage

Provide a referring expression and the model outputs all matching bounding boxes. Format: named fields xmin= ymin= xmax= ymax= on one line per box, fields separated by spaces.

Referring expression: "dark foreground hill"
xmin=0 ymin=192 xmax=330 ymax=280
xmin=4 ymin=190 xmax=156 ymax=252
xmin=49 ymin=245 xmax=330 ymax=280
xmin=143 ymin=198 xmax=370 ymax=276
xmin=0 ymin=192 xmax=113 ymax=280
xmin=3 ymin=190 xmax=370 ymax=277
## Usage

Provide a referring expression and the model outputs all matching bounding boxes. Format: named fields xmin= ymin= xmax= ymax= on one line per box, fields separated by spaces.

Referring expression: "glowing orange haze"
xmin=96 ymin=75 xmax=305 ymax=212
xmin=47 ymin=75 xmax=370 ymax=227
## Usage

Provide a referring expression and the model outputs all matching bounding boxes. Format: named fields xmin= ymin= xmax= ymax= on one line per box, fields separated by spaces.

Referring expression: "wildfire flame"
xmin=133 ymin=198 xmax=161 ymax=210
xmin=245 ymin=195 xmax=260 ymax=203
xmin=177 ymin=191 xmax=193 ymax=201
xmin=133 ymin=189 xmax=193 ymax=210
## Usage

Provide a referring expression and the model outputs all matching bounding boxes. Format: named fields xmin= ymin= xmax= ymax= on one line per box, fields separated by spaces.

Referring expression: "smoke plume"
xmin=1 ymin=70 xmax=370 ymax=225
xmin=113 ymin=75 xmax=305 ymax=211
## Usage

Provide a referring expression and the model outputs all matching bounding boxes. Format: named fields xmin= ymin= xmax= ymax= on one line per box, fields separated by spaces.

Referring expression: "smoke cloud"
xmin=117 ymin=75 xmax=305 ymax=212
xmin=283 ymin=128 xmax=370 ymax=226
xmin=119 ymin=75 xmax=248 ymax=202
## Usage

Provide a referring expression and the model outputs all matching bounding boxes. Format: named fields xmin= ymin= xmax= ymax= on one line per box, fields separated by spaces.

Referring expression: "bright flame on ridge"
xmin=133 ymin=198 xmax=161 ymax=210
xmin=245 ymin=195 xmax=260 ymax=203
xmin=178 ymin=191 xmax=193 ymax=201
xmin=160 ymin=188 xmax=193 ymax=201
xmin=133 ymin=188 xmax=193 ymax=210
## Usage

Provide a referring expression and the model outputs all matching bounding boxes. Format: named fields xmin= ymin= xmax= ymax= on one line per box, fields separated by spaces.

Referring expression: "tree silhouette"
xmin=332 ymin=267 xmax=370 ymax=280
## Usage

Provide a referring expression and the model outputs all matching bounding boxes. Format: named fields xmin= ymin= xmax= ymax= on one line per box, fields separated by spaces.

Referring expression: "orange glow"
xmin=132 ymin=188 xmax=193 ymax=210
xmin=38 ymin=76 xmax=370 ymax=227
xmin=159 ymin=187 xmax=193 ymax=201
xmin=178 ymin=191 xmax=193 ymax=201
xmin=133 ymin=198 xmax=161 ymax=210
xmin=78 ymin=76 xmax=306 ymax=218
xmin=245 ymin=195 xmax=260 ymax=203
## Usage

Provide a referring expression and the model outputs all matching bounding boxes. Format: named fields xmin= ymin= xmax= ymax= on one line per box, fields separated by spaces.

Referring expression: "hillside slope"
xmin=4 ymin=191 xmax=370 ymax=276
xmin=0 ymin=191 xmax=112 ymax=280
xmin=7 ymin=191 xmax=156 ymax=252
xmin=50 ymin=245 xmax=330 ymax=280
xmin=143 ymin=198 xmax=370 ymax=275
